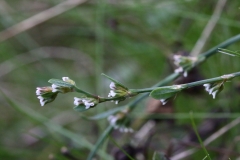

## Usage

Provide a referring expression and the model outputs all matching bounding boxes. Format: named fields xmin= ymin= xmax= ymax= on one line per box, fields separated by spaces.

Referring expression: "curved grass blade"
xmin=87 ymin=125 xmax=113 ymax=160
xmin=0 ymin=90 xmax=112 ymax=160
xmin=218 ymin=48 xmax=240 ymax=57
xmin=101 ymin=73 xmax=128 ymax=89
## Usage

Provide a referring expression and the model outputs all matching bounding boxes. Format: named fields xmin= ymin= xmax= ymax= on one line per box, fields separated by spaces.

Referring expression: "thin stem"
xmin=88 ymin=34 xmax=240 ymax=159
xmin=74 ymin=86 xmax=97 ymax=98
xmin=190 ymin=112 xmax=212 ymax=160
xmin=128 ymin=71 xmax=240 ymax=94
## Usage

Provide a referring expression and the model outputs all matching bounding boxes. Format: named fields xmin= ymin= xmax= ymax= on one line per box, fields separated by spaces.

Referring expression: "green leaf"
xmin=87 ymin=106 xmax=127 ymax=120
xmin=218 ymin=48 xmax=240 ymax=57
xmin=101 ymin=73 xmax=128 ymax=89
xmin=73 ymin=104 xmax=90 ymax=112
xmin=48 ymin=79 xmax=73 ymax=87
xmin=150 ymin=86 xmax=180 ymax=99
xmin=152 ymin=152 xmax=168 ymax=160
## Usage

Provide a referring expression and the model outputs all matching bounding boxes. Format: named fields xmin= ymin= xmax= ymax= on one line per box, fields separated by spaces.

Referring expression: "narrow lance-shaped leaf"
xmin=48 ymin=79 xmax=74 ymax=87
xmin=218 ymin=48 xmax=240 ymax=57
xmin=101 ymin=73 xmax=128 ymax=90
xmin=150 ymin=85 xmax=183 ymax=99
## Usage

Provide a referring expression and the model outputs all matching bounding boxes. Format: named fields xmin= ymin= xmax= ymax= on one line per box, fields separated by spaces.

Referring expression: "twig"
xmin=190 ymin=0 xmax=227 ymax=56
xmin=0 ymin=0 xmax=87 ymax=42
xmin=171 ymin=117 xmax=240 ymax=160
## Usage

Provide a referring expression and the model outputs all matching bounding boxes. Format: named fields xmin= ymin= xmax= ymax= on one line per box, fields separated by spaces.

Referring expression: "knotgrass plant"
xmin=1 ymin=1 xmax=240 ymax=159
xmin=36 ymin=34 xmax=240 ymax=159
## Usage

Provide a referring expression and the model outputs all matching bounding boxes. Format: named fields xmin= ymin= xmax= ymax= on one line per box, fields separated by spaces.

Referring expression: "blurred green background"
xmin=0 ymin=0 xmax=240 ymax=159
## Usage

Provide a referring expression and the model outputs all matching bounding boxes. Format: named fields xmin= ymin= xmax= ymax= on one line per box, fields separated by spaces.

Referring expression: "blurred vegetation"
xmin=0 ymin=0 xmax=240 ymax=160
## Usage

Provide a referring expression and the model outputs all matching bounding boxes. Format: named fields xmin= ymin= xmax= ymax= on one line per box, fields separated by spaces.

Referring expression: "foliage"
xmin=1 ymin=0 xmax=240 ymax=160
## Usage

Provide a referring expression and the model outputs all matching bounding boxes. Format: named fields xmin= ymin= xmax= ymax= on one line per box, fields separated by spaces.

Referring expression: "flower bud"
xmin=203 ymin=82 xmax=224 ymax=99
xmin=36 ymin=86 xmax=58 ymax=106
xmin=173 ymin=55 xmax=198 ymax=77
xmin=108 ymin=82 xmax=137 ymax=104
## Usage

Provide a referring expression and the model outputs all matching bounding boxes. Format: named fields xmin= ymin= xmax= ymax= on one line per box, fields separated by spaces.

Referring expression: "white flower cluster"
xmin=74 ymin=97 xmax=97 ymax=109
xmin=36 ymin=86 xmax=57 ymax=106
xmin=203 ymin=83 xmax=223 ymax=99
xmin=36 ymin=77 xmax=75 ymax=106
xmin=173 ymin=55 xmax=197 ymax=77
xmin=108 ymin=82 xmax=128 ymax=104
xmin=108 ymin=115 xmax=134 ymax=133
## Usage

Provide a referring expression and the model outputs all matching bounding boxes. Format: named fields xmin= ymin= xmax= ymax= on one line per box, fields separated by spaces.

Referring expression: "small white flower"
xmin=36 ymin=86 xmax=58 ymax=106
xmin=183 ymin=71 xmax=188 ymax=77
xmin=37 ymin=96 xmax=47 ymax=106
xmin=36 ymin=88 xmax=42 ymax=95
xmin=108 ymin=90 xmax=117 ymax=97
xmin=52 ymin=84 xmax=59 ymax=93
xmin=51 ymin=83 xmax=73 ymax=93
xmin=82 ymin=99 xmax=95 ymax=109
xmin=174 ymin=67 xmax=183 ymax=74
xmin=212 ymin=90 xmax=218 ymax=99
xmin=74 ymin=97 xmax=96 ymax=109
xmin=108 ymin=82 xmax=130 ymax=105
xmin=203 ymin=84 xmax=211 ymax=92
xmin=74 ymin=97 xmax=81 ymax=106
xmin=173 ymin=55 xmax=182 ymax=66
xmin=107 ymin=115 xmax=134 ymax=133
xmin=203 ymin=82 xmax=224 ymax=99
xmin=62 ymin=77 xmax=75 ymax=85
xmin=36 ymin=86 xmax=52 ymax=95
xmin=107 ymin=110 xmax=133 ymax=133
xmin=173 ymin=55 xmax=198 ymax=77
xmin=62 ymin=77 xmax=70 ymax=81
xmin=108 ymin=115 xmax=118 ymax=126
xmin=109 ymin=82 xmax=116 ymax=90
xmin=160 ymin=99 xmax=168 ymax=105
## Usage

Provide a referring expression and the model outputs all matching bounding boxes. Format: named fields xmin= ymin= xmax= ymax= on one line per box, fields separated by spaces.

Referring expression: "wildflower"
xmin=52 ymin=77 xmax=75 ymax=93
xmin=203 ymin=82 xmax=224 ymax=99
xmin=173 ymin=55 xmax=197 ymax=77
xmin=160 ymin=99 xmax=168 ymax=105
xmin=108 ymin=82 xmax=136 ymax=104
xmin=74 ymin=97 xmax=98 ymax=109
xmin=107 ymin=110 xmax=134 ymax=133
xmin=36 ymin=86 xmax=58 ymax=106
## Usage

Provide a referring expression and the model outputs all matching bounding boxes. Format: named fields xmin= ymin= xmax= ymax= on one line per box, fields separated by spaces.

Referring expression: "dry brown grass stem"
xmin=0 ymin=0 xmax=87 ymax=42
